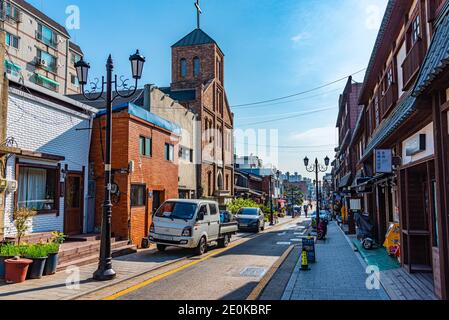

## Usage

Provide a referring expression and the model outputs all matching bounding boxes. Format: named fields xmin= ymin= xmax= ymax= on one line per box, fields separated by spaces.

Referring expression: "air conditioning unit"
xmin=0 ymin=178 xmax=7 ymax=193
xmin=7 ymin=180 xmax=18 ymax=193
xmin=39 ymin=59 xmax=47 ymax=66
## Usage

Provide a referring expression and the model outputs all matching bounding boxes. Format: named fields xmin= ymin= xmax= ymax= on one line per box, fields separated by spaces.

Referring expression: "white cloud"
xmin=290 ymin=126 xmax=337 ymax=146
xmin=365 ymin=4 xmax=383 ymax=30
xmin=291 ymin=32 xmax=311 ymax=43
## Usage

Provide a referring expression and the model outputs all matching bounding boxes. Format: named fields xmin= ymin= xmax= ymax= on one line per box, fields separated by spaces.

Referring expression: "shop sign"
xmin=375 ymin=149 xmax=392 ymax=174
xmin=405 ymin=134 xmax=426 ymax=156
xmin=302 ymin=237 xmax=315 ymax=263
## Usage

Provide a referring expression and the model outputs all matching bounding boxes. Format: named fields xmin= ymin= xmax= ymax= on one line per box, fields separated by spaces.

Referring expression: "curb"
xmin=246 ymin=245 xmax=295 ymax=300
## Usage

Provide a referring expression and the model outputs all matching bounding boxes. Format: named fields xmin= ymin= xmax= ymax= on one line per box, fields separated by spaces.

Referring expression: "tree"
xmin=13 ymin=207 xmax=37 ymax=245
xmin=227 ymin=198 xmax=259 ymax=214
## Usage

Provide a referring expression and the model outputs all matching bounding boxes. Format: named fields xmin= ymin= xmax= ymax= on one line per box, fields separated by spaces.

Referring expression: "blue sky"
xmin=28 ymin=0 xmax=388 ymax=179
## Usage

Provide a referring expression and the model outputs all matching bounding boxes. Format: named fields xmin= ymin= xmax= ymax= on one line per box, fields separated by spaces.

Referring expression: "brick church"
xmin=160 ymin=11 xmax=234 ymax=204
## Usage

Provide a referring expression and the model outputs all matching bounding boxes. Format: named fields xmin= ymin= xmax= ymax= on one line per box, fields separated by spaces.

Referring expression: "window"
xmin=5 ymin=32 xmax=19 ymax=49
xmin=139 ymin=136 xmax=152 ymax=157
xmin=70 ymin=52 xmax=81 ymax=65
xmin=4 ymin=2 xmax=20 ymax=21
xmin=37 ymin=23 xmax=58 ymax=48
xmin=165 ymin=143 xmax=174 ymax=161
xmin=209 ymin=203 xmax=218 ymax=215
xmin=18 ymin=166 xmax=57 ymax=212
xmin=180 ymin=58 xmax=187 ymax=78
xmin=37 ymin=49 xmax=57 ymax=73
xmin=35 ymin=74 xmax=58 ymax=91
xmin=411 ymin=15 xmax=421 ymax=45
xmin=387 ymin=67 xmax=393 ymax=87
xmin=70 ymin=74 xmax=79 ymax=87
xmin=179 ymin=146 xmax=193 ymax=162
xmin=193 ymin=57 xmax=201 ymax=77
xmin=131 ymin=184 xmax=146 ymax=207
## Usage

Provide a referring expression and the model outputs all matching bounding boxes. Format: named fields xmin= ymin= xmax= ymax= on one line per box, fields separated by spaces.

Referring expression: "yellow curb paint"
xmin=246 ymin=245 xmax=295 ymax=301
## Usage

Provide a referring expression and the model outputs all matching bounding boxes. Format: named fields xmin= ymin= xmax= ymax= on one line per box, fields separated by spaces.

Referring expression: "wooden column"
xmin=432 ymin=91 xmax=449 ymax=300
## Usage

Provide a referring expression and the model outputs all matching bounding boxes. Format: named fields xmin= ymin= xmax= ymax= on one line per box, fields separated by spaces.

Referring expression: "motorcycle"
xmin=317 ymin=216 xmax=329 ymax=240
xmin=354 ymin=211 xmax=374 ymax=250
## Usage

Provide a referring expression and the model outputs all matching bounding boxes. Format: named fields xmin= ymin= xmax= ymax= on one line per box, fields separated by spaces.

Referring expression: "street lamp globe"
xmin=74 ymin=58 xmax=90 ymax=86
xmin=129 ymin=49 xmax=146 ymax=80
xmin=303 ymin=156 xmax=309 ymax=167
xmin=324 ymin=156 xmax=330 ymax=167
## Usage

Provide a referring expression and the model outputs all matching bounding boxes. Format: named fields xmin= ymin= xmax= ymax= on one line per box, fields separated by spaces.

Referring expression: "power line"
xmin=232 ymin=86 xmax=345 ymax=110
xmin=237 ymin=106 xmax=336 ymax=126
xmin=231 ymin=68 xmax=366 ymax=108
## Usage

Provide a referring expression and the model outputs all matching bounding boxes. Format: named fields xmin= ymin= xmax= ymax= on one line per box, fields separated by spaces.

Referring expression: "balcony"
xmin=380 ymin=82 xmax=398 ymax=117
xmin=35 ymin=57 xmax=57 ymax=73
xmin=402 ymin=38 xmax=425 ymax=89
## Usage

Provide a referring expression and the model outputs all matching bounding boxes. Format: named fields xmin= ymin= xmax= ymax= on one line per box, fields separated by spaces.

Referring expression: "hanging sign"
xmin=375 ymin=149 xmax=392 ymax=174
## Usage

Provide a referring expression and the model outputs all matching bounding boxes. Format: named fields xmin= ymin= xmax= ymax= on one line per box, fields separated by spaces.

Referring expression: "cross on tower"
xmin=195 ymin=0 xmax=202 ymax=29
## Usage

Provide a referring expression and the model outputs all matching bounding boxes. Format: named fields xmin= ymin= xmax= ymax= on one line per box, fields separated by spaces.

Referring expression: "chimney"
xmin=143 ymin=84 xmax=154 ymax=112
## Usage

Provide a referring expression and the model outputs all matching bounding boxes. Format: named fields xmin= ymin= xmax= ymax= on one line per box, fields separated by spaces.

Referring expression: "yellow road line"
xmin=103 ymin=240 xmax=243 ymax=300
xmin=246 ymin=245 xmax=295 ymax=300
xmin=103 ymin=220 xmax=298 ymax=300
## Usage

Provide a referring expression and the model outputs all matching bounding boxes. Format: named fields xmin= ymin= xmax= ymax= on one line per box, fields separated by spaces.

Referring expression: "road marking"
xmin=290 ymin=239 xmax=301 ymax=242
xmin=277 ymin=242 xmax=291 ymax=245
xmin=246 ymin=245 xmax=295 ymax=300
xmin=102 ymin=219 xmax=301 ymax=300
xmin=278 ymin=232 xmax=286 ymax=236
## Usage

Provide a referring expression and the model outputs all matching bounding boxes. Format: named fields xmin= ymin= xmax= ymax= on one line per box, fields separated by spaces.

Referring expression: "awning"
xmin=338 ymin=173 xmax=352 ymax=188
xmin=413 ymin=4 xmax=449 ymax=96
xmin=35 ymin=74 xmax=60 ymax=87
xmin=4 ymin=60 xmax=21 ymax=71
xmin=361 ymin=91 xmax=417 ymax=161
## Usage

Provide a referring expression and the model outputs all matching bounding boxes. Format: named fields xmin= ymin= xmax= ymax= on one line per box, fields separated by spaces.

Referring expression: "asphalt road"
xmin=116 ymin=217 xmax=311 ymax=300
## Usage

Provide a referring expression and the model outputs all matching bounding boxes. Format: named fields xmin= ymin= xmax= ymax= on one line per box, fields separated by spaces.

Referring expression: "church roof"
xmin=172 ymin=28 xmax=217 ymax=48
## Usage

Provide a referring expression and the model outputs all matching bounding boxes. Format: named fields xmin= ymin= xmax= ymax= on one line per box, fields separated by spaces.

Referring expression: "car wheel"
xmin=157 ymin=244 xmax=167 ymax=252
xmin=218 ymin=235 xmax=230 ymax=248
xmin=195 ymin=236 xmax=207 ymax=256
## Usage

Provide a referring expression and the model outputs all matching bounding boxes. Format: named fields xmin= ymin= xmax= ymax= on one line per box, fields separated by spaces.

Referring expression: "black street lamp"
xmin=304 ymin=156 xmax=330 ymax=227
xmin=75 ymin=50 xmax=146 ymax=281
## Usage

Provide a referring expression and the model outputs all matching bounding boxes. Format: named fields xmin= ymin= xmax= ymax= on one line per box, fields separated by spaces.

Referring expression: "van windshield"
xmin=155 ymin=202 xmax=198 ymax=221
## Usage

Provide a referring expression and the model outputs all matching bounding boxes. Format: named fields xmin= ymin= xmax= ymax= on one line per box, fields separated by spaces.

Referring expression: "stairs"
xmin=56 ymin=236 xmax=137 ymax=272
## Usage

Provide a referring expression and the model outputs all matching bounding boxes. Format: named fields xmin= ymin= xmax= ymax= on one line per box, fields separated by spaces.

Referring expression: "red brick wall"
xmin=90 ymin=111 xmax=179 ymax=248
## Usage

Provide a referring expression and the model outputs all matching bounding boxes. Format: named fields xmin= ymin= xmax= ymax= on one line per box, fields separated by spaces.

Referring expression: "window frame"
xmin=180 ymin=58 xmax=187 ymax=78
xmin=16 ymin=163 xmax=60 ymax=215
xmin=139 ymin=136 xmax=152 ymax=157
xmin=37 ymin=49 xmax=57 ymax=73
xmin=193 ymin=57 xmax=201 ymax=77
xmin=164 ymin=143 xmax=175 ymax=162
xmin=5 ymin=32 xmax=19 ymax=49
xmin=130 ymin=184 xmax=147 ymax=208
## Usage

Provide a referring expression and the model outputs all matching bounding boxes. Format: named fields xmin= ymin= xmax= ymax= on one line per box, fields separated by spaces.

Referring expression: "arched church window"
xmin=180 ymin=58 xmax=187 ymax=78
xmin=193 ymin=57 xmax=201 ymax=77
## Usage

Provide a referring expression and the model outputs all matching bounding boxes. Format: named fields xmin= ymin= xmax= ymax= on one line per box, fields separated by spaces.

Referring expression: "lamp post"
xmin=75 ymin=50 xmax=146 ymax=281
xmin=304 ymin=156 xmax=330 ymax=227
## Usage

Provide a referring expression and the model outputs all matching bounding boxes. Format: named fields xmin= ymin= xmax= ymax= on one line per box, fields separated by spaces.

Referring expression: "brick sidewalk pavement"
xmin=281 ymin=221 xmax=390 ymax=300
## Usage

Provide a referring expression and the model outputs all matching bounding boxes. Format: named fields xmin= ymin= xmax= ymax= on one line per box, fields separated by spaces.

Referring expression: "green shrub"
xmin=50 ymin=231 xmax=66 ymax=245
xmin=227 ymin=198 xmax=259 ymax=214
xmin=24 ymin=244 xmax=48 ymax=259
xmin=0 ymin=243 xmax=20 ymax=257
xmin=45 ymin=242 xmax=60 ymax=254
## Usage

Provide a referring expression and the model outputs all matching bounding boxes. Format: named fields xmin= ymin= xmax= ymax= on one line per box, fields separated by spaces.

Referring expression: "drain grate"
xmin=240 ymin=267 xmax=267 ymax=278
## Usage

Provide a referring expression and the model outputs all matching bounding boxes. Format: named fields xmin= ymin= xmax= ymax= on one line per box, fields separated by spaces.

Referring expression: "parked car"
xmin=235 ymin=207 xmax=266 ymax=233
xmin=149 ymin=200 xmax=238 ymax=255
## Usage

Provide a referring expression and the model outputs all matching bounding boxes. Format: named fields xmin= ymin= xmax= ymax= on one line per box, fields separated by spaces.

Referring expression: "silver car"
xmin=235 ymin=207 xmax=266 ymax=232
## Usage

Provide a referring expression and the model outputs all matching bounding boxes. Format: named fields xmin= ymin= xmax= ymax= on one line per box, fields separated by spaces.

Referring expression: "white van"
xmin=149 ymin=199 xmax=238 ymax=255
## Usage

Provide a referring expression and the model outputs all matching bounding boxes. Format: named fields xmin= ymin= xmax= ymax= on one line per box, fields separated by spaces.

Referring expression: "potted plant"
xmin=24 ymin=244 xmax=48 ymax=279
xmin=43 ymin=232 xmax=65 ymax=276
xmin=13 ymin=208 xmax=37 ymax=245
xmin=0 ymin=243 xmax=19 ymax=279
xmin=4 ymin=257 xmax=33 ymax=284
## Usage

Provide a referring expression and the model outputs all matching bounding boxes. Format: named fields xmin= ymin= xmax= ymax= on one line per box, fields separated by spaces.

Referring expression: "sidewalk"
xmin=0 ymin=215 xmax=294 ymax=300
xmin=281 ymin=222 xmax=390 ymax=300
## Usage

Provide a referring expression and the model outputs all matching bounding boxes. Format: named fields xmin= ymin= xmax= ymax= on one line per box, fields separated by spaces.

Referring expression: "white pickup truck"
xmin=148 ymin=199 xmax=238 ymax=255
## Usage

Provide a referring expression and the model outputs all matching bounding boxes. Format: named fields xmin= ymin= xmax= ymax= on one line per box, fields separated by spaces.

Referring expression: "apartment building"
xmin=0 ymin=0 xmax=82 ymax=95
xmin=353 ymin=0 xmax=449 ymax=299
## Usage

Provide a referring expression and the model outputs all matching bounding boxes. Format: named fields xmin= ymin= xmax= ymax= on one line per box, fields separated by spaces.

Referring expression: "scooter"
xmin=354 ymin=211 xmax=374 ymax=250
